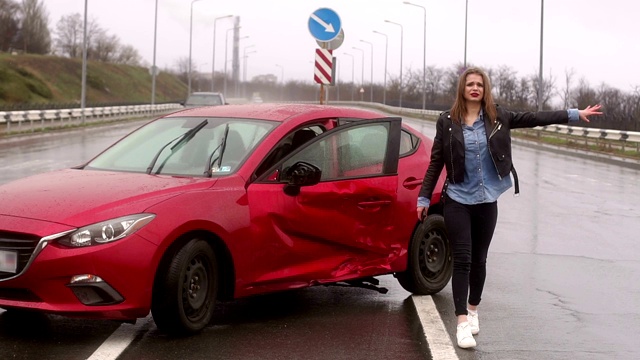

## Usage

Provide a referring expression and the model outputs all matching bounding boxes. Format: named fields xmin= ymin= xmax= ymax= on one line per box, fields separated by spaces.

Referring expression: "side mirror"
xmin=283 ymin=161 xmax=321 ymax=196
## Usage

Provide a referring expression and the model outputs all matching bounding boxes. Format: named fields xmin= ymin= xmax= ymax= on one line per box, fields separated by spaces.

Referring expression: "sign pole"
xmin=320 ymin=42 xmax=326 ymax=105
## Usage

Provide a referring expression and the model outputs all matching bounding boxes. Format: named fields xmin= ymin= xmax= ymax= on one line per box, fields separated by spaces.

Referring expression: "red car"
xmin=0 ymin=104 xmax=450 ymax=334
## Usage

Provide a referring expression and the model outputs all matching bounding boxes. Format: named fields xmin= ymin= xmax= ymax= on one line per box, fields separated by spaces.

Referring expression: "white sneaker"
xmin=467 ymin=311 xmax=479 ymax=335
xmin=456 ymin=322 xmax=477 ymax=348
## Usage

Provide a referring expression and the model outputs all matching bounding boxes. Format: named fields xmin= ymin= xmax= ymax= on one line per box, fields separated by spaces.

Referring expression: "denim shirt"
xmin=446 ymin=112 xmax=512 ymax=205
xmin=417 ymin=109 xmax=580 ymax=208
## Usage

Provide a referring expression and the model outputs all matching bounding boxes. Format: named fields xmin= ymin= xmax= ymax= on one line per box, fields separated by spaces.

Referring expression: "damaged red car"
xmin=0 ymin=103 xmax=450 ymax=335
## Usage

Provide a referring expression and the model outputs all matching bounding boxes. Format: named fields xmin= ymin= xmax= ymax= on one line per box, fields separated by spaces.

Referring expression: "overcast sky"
xmin=43 ymin=0 xmax=638 ymax=97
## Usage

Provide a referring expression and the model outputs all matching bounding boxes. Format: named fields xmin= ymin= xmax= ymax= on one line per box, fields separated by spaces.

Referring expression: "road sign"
xmin=316 ymin=28 xmax=345 ymax=50
xmin=308 ymin=8 xmax=342 ymax=42
xmin=314 ymin=48 xmax=335 ymax=85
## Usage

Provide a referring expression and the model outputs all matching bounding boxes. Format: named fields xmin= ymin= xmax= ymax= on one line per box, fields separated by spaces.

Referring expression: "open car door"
xmin=245 ymin=117 xmax=405 ymax=293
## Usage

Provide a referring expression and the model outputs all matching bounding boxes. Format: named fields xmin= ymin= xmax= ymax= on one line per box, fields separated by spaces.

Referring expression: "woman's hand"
xmin=417 ymin=206 xmax=426 ymax=221
xmin=578 ymin=104 xmax=603 ymax=122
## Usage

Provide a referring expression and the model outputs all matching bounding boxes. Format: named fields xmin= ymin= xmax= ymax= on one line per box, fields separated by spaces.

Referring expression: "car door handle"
xmin=402 ymin=177 xmax=423 ymax=189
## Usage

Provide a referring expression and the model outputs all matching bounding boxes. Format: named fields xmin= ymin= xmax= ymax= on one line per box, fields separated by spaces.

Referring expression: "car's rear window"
xmin=186 ymin=94 xmax=223 ymax=106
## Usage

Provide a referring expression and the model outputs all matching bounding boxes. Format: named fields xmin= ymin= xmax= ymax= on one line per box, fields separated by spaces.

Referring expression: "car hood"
xmin=0 ymin=169 xmax=217 ymax=226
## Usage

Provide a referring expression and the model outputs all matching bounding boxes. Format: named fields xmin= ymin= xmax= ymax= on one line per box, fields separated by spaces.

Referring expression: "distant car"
xmin=183 ymin=92 xmax=226 ymax=108
xmin=251 ymin=92 xmax=264 ymax=103
xmin=0 ymin=103 xmax=450 ymax=335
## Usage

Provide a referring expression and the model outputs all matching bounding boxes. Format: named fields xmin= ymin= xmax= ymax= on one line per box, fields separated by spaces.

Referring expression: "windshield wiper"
xmin=204 ymin=123 xmax=230 ymax=177
xmin=146 ymin=119 xmax=208 ymax=174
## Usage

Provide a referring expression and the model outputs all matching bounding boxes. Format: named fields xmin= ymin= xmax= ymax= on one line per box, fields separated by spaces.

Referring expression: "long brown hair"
xmin=450 ymin=67 xmax=497 ymax=125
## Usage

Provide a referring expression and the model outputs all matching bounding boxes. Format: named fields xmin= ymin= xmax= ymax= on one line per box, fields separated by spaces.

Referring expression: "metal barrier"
xmin=1 ymin=102 xmax=639 ymax=154
xmin=0 ymin=103 xmax=184 ymax=134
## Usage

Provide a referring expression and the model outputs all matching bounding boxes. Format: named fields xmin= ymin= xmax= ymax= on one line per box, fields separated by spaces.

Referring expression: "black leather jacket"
xmin=418 ymin=106 xmax=570 ymax=202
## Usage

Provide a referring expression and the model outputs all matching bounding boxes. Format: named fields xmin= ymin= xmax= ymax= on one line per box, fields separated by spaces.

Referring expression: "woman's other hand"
xmin=578 ymin=104 xmax=603 ymax=122
xmin=417 ymin=206 xmax=426 ymax=221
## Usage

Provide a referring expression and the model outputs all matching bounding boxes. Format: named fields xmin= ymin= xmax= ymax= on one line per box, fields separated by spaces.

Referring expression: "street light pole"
xmin=344 ymin=53 xmax=355 ymax=101
xmin=211 ymin=15 xmax=233 ymax=92
xmin=81 ymin=0 xmax=88 ymax=123
xmin=360 ymin=40 xmax=374 ymax=103
xmin=188 ymin=0 xmax=204 ymax=97
xmin=538 ymin=0 xmax=544 ymax=111
xmin=242 ymin=45 xmax=256 ymax=98
xmin=275 ymin=64 xmax=284 ymax=101
xmin=234 ymin=35 xmax=249 ymax=97
xmin=464 ymin=0 xmax=469 ymax=69
xmin=385 ymin=20 xmax=403 ymax=109
xmin=404 ymin=1 xmax=426 ymax=110
xmin=243 ymin=50 xmax=257 ymax=97
xmin=151 ymin=0 xmax=158 ymax=106
xmin=352 ymin=47 xmax=364 ymax=101
xmin=224 ymin=26 xmax=240 ymax=96
xmin=373 ymin=30 xmax=388 ymax=105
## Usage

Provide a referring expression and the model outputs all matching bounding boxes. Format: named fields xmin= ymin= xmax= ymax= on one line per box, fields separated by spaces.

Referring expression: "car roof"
xmin=165 ymin=103 xmax=387 ymax=124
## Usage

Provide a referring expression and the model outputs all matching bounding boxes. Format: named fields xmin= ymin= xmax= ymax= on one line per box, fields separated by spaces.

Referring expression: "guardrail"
xmin=336 ymin=101 xmax=640 ymax=154
xmin=2 ymin=101 xmax=639 ymax=155
xmin=0 ymin=103 xmax=183 ymax=134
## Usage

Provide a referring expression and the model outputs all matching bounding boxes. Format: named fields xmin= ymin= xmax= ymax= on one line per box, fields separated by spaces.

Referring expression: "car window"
xmin=338 ymin=117 xmax=414 ymax=157
xmin=85 ymin=117 xmax=276 ymax=176
xmin=280 ymin=122 xmax=390 ymax=182
xmin=399 ymin=129 xmax=419 ymax=155
xmin=186 ymin=94 xmax=223 ymax=106
xmin=254 ymin=126 xmax=324 ymax=179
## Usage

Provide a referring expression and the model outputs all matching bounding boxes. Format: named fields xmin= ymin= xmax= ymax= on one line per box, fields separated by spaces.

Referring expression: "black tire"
xmin=151 ymin=238 xmax=218 ymax=335
xmin=396 ymin=214 xmax=452 ymax=295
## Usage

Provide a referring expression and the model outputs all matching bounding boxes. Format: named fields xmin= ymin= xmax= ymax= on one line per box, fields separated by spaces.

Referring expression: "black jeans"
xmin=443 ymin=195 xmax=498 ymax=316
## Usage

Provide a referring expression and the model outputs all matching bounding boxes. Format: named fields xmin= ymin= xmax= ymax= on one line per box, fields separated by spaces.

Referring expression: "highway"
xmin=0 ymin=110 xmax=638 ymax=360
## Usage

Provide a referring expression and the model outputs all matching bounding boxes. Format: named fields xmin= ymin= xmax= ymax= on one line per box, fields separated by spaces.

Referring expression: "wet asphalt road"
xmin=1 ymin=112 xmax=639 ymax=360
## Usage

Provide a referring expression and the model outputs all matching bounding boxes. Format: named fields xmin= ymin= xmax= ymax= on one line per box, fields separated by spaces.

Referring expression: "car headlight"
xmin=57 ymin=214 xmax=156 ymax=248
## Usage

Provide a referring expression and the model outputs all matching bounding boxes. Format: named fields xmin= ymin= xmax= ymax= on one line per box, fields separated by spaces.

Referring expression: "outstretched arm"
xmin=578 ymin=104 xmax=603 ymax=123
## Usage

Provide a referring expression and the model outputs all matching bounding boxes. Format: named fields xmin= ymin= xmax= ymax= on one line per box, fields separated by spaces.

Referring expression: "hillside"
xmin=0 ymin=53 xmax=187 ymax=108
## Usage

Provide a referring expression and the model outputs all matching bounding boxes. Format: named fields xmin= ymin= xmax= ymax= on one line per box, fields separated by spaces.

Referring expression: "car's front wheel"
xmin=151 ymin=238 xmax=218 ymax=335
xmin=396 ymin=214 xmax=452 ymax=295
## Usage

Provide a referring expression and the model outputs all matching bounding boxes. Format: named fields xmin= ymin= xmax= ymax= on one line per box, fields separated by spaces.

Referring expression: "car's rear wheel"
xmin=151 ymin=238 xmax=218 ymax=335
xmin=396 ymin=214 xmax=452 ymax=295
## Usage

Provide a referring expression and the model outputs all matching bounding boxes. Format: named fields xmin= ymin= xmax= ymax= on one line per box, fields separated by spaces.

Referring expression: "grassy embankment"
xmin=0 ymin=53 xmax=186 ymax=106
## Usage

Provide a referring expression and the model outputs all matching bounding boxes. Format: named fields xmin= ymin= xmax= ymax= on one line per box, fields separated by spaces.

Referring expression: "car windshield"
xmin=85 ymin=117 xmax=277 ymax=176
xmin=186 ymin=94 xmax=223 ymax=106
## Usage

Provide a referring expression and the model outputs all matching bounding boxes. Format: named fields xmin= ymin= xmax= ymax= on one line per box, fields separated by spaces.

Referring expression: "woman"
xmin=416 ymin=67 xmax=602 ymax=349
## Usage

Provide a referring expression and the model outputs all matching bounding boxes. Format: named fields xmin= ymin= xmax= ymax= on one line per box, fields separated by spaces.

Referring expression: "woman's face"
xmin=463 ymin=73 xmax=484 ymax=103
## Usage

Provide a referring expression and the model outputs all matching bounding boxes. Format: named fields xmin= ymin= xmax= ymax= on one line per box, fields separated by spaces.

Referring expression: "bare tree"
xmin=115 ymin=44 xmax=141 ymax=66
xmin=174 ymin=57 xmax=193 ymax=85
xmin=91 ymin=29 xmax=118 ymax=62
xmin=0 ymin=0 xmax=20 ymax=52
xmin=573 ymin=78 xmax=598 ymax=108
xmin=442 ymin=66 xmax=461 ymax=105
xmin=54 ymin=13 xmax=142 ymax=66
xmin=15 ymin=0 xmax=50 ymax=54
xmin=560 ymin=68 xmax=575 ymax=108
xmin=596 ymin=84 xmax=623 ymax=129
xmin=629 ymin=87 xmax=640 ymax=131
xmin=530 ymin=70 xmax=555 ymax=110
xmin=402 ymin=66 xmax=421 ymax=107
xmin=54 ymin=12 xmax=83 ymax=57
xmin=493 ymin=65 xmax=518 ymax=104
xmin=425 ymin=65 xmax=444 ymax=105
xmin=512 ymin=78 xmax=532 ymax=110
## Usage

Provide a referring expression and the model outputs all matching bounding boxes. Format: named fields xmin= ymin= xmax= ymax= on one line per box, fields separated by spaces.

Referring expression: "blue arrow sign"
xmin=308 ymin=8 xmax=342 ymax=42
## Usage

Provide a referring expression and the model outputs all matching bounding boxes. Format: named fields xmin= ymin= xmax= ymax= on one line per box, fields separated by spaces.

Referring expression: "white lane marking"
xmin=412 ymin=295 xmax=459 ymax=360
xmin=86 ymin=315 xmax=152 ymax=360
